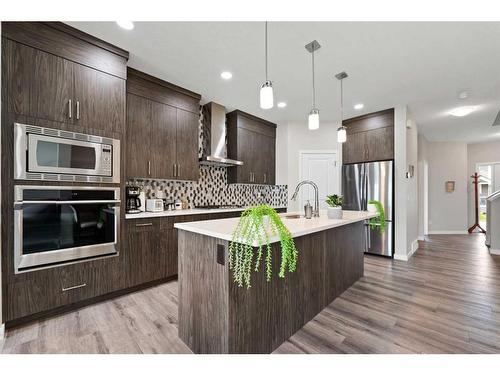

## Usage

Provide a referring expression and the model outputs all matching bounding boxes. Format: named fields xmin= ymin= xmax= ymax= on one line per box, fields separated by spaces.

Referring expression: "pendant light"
xmin=335 ymin=71 xmax=348 ymax=143
xmin=305 ymin=40 xmax=321 ymax=130
xmin=260 ymin=22 xmax=273 ymax=109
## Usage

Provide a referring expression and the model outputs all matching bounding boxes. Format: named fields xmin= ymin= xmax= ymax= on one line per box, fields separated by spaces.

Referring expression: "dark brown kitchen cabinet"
xmin=2 ymin=26 xmax=127 ymax=132
xmin=125 ymin=219 xmax=165 ymax=287
xmin=126 ymin=93 xmax=152 ymax=178
xmin=30 ymin=49 xmax=73 ymax=123
xmin=342 ymin=108 xmax=394 ymax=164
xmin=126 ymin=68 xmax=201 ymax=181
xmin=227 ymin=110 xmax=277 ymax=185
xmin=151 ymin=100 xmax=177 ymax=179
xmin=176 ymin=109 xmax=200 ymax=181
xmin=73 ymin=63 xmax=126 ymax=133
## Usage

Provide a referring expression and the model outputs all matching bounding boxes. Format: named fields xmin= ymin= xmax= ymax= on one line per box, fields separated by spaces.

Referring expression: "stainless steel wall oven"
xmin=14 ymin=123 xmax=120 ymax=183
xmin=14 ymin=185 xmax=121 ymax=273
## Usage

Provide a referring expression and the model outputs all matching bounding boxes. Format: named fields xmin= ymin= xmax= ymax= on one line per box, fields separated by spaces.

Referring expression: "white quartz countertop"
xmin=125 ymin=206 xmax=287 ymax=219
xmin=174 ymin=210 xmax=379 ymax=245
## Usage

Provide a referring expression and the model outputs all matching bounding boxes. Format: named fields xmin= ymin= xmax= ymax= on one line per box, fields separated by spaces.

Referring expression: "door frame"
xmin=475 ymin=161 xmax=500 ymax=226
xmin=298 ymin=150 xmax=340 ymax=210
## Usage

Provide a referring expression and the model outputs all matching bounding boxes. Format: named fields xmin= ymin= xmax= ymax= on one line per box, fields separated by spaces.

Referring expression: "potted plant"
xmin=229 ymin=205 xmax=298 ymax=288
xmin=368 ymin=199 xmax=386 ymax=233
xmin=326 ymin=194 xmax=343 ymax=219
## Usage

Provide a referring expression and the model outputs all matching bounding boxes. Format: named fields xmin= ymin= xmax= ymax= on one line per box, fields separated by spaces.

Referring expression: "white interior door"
xmin=299 ymin=151 xmax=340 ymax=212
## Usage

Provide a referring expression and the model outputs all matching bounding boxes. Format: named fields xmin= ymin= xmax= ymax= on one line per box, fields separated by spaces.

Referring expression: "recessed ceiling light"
xmin=354 ymin=103 xmax=364 ymax=110
xmin=449 ymin=106 xmax=476 ymax=117
xmin=116 ymin=21 xmax=134 ymax=30
xmin=277 ymin=102 xmax=287 ymax=108
xmin=220 ymin=71 xmax=232 ymax=80
xmin=458 ymin=91 xmax=468 ymax=100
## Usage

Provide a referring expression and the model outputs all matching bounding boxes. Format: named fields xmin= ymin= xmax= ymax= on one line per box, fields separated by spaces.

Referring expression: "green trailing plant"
xmin=326 ymin=194 xmax=343 ymax=207
xmin=228 ymin=204 xmax=298 ymax=288
xmin=368 ymin=199 xmax=386 ymax=233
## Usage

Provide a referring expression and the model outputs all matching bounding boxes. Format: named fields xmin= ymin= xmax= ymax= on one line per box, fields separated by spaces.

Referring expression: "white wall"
xmin=467 ymin=141 xmax=500 ymax=226
xmin=418 ymin=134 xmax=430 ymax=238
xmin=275 ymin=122 xmax=288 ymax=186
xmin=284 ymin=121 xmax=341 ymax=211
xmin=426 ymin=141 xmax=468 ymax=233
xmin=406 ymin=117 xmax=419 ymax=256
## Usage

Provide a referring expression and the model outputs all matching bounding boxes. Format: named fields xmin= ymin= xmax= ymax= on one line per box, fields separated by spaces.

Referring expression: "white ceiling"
xmin=68 ymin=21 xmax=500 ymax=143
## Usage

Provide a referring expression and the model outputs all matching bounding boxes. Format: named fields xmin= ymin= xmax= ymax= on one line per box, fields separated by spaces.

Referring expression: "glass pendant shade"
xmin=260 ymin=81 xmax=274 ymax=109
xmin=337 ymin=126 xmax=347 ymax=143
xmin=308 ymin=108 xmax=320 ymax=130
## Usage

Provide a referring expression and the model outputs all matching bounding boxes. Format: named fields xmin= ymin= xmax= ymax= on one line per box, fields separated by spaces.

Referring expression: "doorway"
xmin=298 ymin=150 xmax=340 ymax=211
xmin=476 ymin=162 xmax=500 ymax=228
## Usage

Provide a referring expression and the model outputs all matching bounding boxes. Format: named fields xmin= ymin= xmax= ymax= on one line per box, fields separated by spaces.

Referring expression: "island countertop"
xmin=174 ymin=209 xmax=378 ymax=244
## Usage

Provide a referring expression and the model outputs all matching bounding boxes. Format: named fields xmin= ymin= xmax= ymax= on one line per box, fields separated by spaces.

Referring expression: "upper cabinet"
xmin=125 ymin=68 xmax=201 ymax=181
xmin=2 ymin=22 xmax=128 ymax=134
xmin=342 ymin=108 xmax=395 ymax=164
xmin=227 ymin=110 xmax=277 ymax=185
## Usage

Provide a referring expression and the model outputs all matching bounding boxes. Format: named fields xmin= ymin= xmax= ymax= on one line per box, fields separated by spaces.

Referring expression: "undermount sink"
xmin=283 ymin=214 xmax=303 ymax=219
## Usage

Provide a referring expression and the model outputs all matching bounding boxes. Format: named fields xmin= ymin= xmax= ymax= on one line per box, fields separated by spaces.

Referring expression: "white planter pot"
xmin=327 ymin=206 xmax=343 ymax=219
xmin=367 ymin=203 xmax=377 ymax=213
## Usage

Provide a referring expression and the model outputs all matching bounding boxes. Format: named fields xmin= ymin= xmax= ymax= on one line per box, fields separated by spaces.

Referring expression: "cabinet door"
xmin=366 ymin=126 xmax=394 ymax=161
xmin=259 ymin=134 xmax=276 ymax=185
xmin=73 ymin=63 xmax=126 ymax=133
xmin=176 ymin=109 xmax=200 ymax=181
xmin=125 ymin=219 xmax=164 ymax=287
xmin=2 ymin=38 xmax=33 ymax=115
xmin=126 ymin=93 xmax=152 ymax=178
xmin=151 ymin=101 xmax=177 ymax=179
xmin=31 ymin=49 xmax=74 ymax=123
xmin=236 ymin=128 xmax=255 ymax=183
xmin=342 ymin=131 xmax=367 ymax=164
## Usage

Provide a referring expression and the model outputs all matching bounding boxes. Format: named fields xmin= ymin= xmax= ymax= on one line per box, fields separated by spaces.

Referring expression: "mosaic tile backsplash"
xmin=127 ymin=165 xmax=287 ymax=208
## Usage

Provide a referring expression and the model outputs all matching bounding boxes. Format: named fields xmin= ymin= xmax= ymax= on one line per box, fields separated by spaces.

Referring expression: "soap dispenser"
xmin=304 ymin=200 xmax=313 ymax=219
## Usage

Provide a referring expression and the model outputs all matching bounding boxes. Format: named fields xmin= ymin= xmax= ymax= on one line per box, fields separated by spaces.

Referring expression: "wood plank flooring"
xmin=2 ymin=234 xmax=499 ymax=354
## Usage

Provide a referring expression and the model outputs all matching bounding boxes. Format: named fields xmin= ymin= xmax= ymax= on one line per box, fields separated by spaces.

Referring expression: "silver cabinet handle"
xmin=135 ymin=222 xmax=153 ymax=227
xmin=148 ymin=161 xmax=151 ymax=176
xmin=264 ymin=173 xmax=267 ymax=183
xmin=177 ymin=164 xmax=180 ymax=178
xmin=76 ymin=100 xmax=80 ymax=120
xmin=62 ymin=283 xmax=86 ymax=292
xmin=68 ymin=99 xmax=72 ymax=119
xmin=173 ymin=164 xmax=176 ymax=177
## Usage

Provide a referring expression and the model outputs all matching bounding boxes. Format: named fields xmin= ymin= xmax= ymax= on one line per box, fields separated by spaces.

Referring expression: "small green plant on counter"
xmin=229 ymin=204 xmax=298 ymax=288
xmin=368 ymin=200 xmax=386 ymax=233
xmin=326 ymin=194 xmax=343 ymax=207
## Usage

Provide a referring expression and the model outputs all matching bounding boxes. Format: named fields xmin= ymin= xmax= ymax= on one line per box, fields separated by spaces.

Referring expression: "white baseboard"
xmin=0 ymin=324 xmax=4 ymax=340
xmin=394 ymin=239 xmax=419 ymax=262
xmin=428 ymin=230 xmax=469 ymax=235
xmin=490 ymin=248 xmax=500 ymax=256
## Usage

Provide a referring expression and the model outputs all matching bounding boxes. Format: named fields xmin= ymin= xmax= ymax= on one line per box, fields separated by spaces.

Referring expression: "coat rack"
xmin=468 ymin=172 xmax=486 ymax=234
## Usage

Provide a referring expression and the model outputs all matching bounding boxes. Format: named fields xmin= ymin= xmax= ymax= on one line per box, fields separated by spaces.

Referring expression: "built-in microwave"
xmin=14 ymin=123 xmax=120 ymax=183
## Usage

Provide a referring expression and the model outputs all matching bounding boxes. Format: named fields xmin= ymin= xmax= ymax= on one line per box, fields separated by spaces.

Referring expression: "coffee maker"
xmin=126 ymin=186 xmax=142 ymax=214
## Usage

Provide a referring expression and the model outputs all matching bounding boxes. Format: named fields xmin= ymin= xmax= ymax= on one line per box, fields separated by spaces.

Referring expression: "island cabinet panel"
xmin=177 ymin=221 xmax=365 ymax=354
xmin=125 ymin=68 xmax=201 ymax=180
xmin=342 ymin=108 xmax=394 ymax=164
xmin=227 ymin=110 xmax=277 ymax=185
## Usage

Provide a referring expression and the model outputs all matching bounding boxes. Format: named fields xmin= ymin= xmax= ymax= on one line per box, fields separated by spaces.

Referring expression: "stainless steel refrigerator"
xmin=341 ymin=160 xmax=394 ymax=257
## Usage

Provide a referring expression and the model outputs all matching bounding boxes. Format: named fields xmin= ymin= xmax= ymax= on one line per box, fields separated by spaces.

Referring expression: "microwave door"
xmin=27 ymin=133 xmax=105 ymax=176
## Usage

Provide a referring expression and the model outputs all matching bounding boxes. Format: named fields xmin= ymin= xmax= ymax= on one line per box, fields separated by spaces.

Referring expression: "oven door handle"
xmin=16 ymin=200 xmax=121 ymax=205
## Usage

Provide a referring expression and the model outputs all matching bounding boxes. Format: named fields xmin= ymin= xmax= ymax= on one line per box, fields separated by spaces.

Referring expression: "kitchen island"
xmin=175 ymin=210 xmax=377 ymax=354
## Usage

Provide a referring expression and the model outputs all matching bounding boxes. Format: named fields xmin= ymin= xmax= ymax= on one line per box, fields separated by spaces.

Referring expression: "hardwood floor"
xmin=2 ymin=234 xmax=500 ymax=354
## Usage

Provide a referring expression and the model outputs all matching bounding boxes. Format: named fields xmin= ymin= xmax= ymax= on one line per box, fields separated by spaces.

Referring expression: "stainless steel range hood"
xmin=199 ymin=102 xmax=243 ymax=167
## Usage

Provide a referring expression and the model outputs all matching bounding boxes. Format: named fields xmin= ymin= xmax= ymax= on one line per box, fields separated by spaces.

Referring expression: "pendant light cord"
xmin=340 ymin=78 xmax=343 ymax=122
xmin=265 ymin=21 xmax=268 ymax=81
xmin=312 ymin=49 xmax=316 ymax=108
